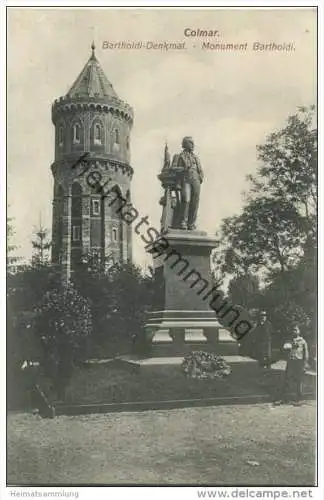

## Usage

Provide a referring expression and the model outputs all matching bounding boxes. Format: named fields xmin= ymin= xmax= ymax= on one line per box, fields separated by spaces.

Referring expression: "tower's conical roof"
xmin=66 ymin=42 xmax=118 ymax=100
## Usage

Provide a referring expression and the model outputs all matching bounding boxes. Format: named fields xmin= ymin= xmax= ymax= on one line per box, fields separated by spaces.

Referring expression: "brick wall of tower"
xmin=81 ymin=195 xmax=91 ymax=257
xmin=51 ymin=157 xmax=133 ymax=275
xmin=61 ymin=190 xmax=72 ymax=280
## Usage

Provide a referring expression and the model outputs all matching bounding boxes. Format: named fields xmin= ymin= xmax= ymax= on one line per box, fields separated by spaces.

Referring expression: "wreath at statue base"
xmin=181 ymin=351 xmax=232 ymax=380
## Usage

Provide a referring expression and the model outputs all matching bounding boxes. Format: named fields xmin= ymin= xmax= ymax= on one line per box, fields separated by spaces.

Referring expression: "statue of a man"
xmin=174 ymin=136 xmax=204 ymax=230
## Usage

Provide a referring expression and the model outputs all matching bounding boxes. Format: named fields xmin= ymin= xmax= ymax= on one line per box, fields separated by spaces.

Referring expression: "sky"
xmin=7 ymin=7 xmax=317 ymax=268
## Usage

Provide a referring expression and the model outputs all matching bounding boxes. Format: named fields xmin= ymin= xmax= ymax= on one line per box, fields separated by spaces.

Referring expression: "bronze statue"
xmin=159 ymin=137 xmax=204 ymax=231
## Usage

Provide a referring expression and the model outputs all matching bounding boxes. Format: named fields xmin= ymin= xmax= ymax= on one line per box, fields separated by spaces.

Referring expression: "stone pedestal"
xmin=144 ymin=229 xmax=221 ymax=354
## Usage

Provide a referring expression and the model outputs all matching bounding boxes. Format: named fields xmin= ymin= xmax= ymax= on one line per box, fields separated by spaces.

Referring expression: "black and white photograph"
xmin=3 ymin=2 xmax=322 ymax=496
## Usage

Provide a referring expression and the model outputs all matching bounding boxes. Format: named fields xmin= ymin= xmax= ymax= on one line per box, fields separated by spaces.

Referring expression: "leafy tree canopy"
xmin=213 ymin=106 xmax=317 ymax=282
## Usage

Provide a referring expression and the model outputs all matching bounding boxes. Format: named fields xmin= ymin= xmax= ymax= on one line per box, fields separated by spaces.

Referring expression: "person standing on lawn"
xmin=257 ymin=310 xmax=272 ymax=369
xmin=282 ymin=325 xmax=309 ymax=404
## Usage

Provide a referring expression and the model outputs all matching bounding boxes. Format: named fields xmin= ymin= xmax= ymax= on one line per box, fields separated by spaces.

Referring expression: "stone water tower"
xmin=51 ymin=43 xmax=134 ymax=279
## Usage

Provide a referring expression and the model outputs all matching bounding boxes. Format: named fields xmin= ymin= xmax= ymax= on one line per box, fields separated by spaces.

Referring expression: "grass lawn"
xmin=60 ymin=361 xmax=315 ymax=405
xmin=7 ymin=402 xmax=316 ymax=486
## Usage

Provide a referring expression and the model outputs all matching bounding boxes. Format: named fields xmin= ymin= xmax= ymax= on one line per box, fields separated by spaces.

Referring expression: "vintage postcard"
xmin=3 ymin=2 xmax=321 ymax=498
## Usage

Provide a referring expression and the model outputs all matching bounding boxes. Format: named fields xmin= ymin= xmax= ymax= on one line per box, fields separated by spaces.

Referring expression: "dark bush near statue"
xmin=72 ymin=261 xmax=155 ymax=358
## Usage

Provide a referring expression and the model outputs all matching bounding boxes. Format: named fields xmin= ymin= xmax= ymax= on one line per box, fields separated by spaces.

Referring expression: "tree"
xmin=250 ymin=106 xmax=317 ymax=237
xmin=213 ymin=106 xmax=317 ymax=281
xmin=7 ymin=215 xmax=20 ymax=275
xmin=227 ymin=273 xmax=260 ymax=311
xmin=212 ymin=106 xmax=317 ymax=357
xmin=262 ymin=247 xmax=316 ymax=351
xmin=216 ymin=197 xmax=307 ymax=279
xmin=31 ymin=224 xmax=52 ymax=266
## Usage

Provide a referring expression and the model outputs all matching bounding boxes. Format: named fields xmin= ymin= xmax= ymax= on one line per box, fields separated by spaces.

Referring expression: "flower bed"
xmin=181 ymin=351 xmax=232 ymax=380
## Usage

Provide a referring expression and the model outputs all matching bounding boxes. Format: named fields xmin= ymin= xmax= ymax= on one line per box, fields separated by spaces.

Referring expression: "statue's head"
xmin=182 ymin=136 xmax=194 ymax=152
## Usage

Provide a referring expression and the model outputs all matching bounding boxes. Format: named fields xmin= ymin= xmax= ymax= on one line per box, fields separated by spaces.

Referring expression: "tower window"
xmin=72 ymin=225 xmax=81 ymax=241
xmin=94 ymin=124 xmax=102 ymax=145
xmin=63 ymin=198 xmax=69 ymax=215
xmin=58 ymin=126 xmax=64 ymax=147
xmin=92 ymin=199 xmax=100 ymax=215
xmin=73 ymin=124 xmax=81 ymax=144
xmin=114 ymin=128 xmax=120 ymax=145
xmin=126 ymin=136 xmax=130 ymax=150
xmin=72 ymin=182 xmax=82 ymax=217
xmin=112 ymin=227 xmax=118 ymax=242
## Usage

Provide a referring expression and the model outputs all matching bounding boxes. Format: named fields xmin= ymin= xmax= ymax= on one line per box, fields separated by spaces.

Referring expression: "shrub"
xmin=34 ymin=283 xmax=92 ymax=400
xmin=181 ymin=351 xmax=232 ymax=380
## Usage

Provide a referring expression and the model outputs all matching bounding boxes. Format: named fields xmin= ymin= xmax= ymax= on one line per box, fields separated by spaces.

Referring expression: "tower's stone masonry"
xmin=51 ymin=44 xmax=134 ymax=278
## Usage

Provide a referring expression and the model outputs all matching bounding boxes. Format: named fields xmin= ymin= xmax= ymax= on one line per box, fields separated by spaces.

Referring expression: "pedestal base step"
xmin=150 ymin=328 xmax=239 ymax=357
xmin=151 ymin=340 xmax=239 ymax=357
xmin=114 ymin=354 xmax=256 ymax=373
